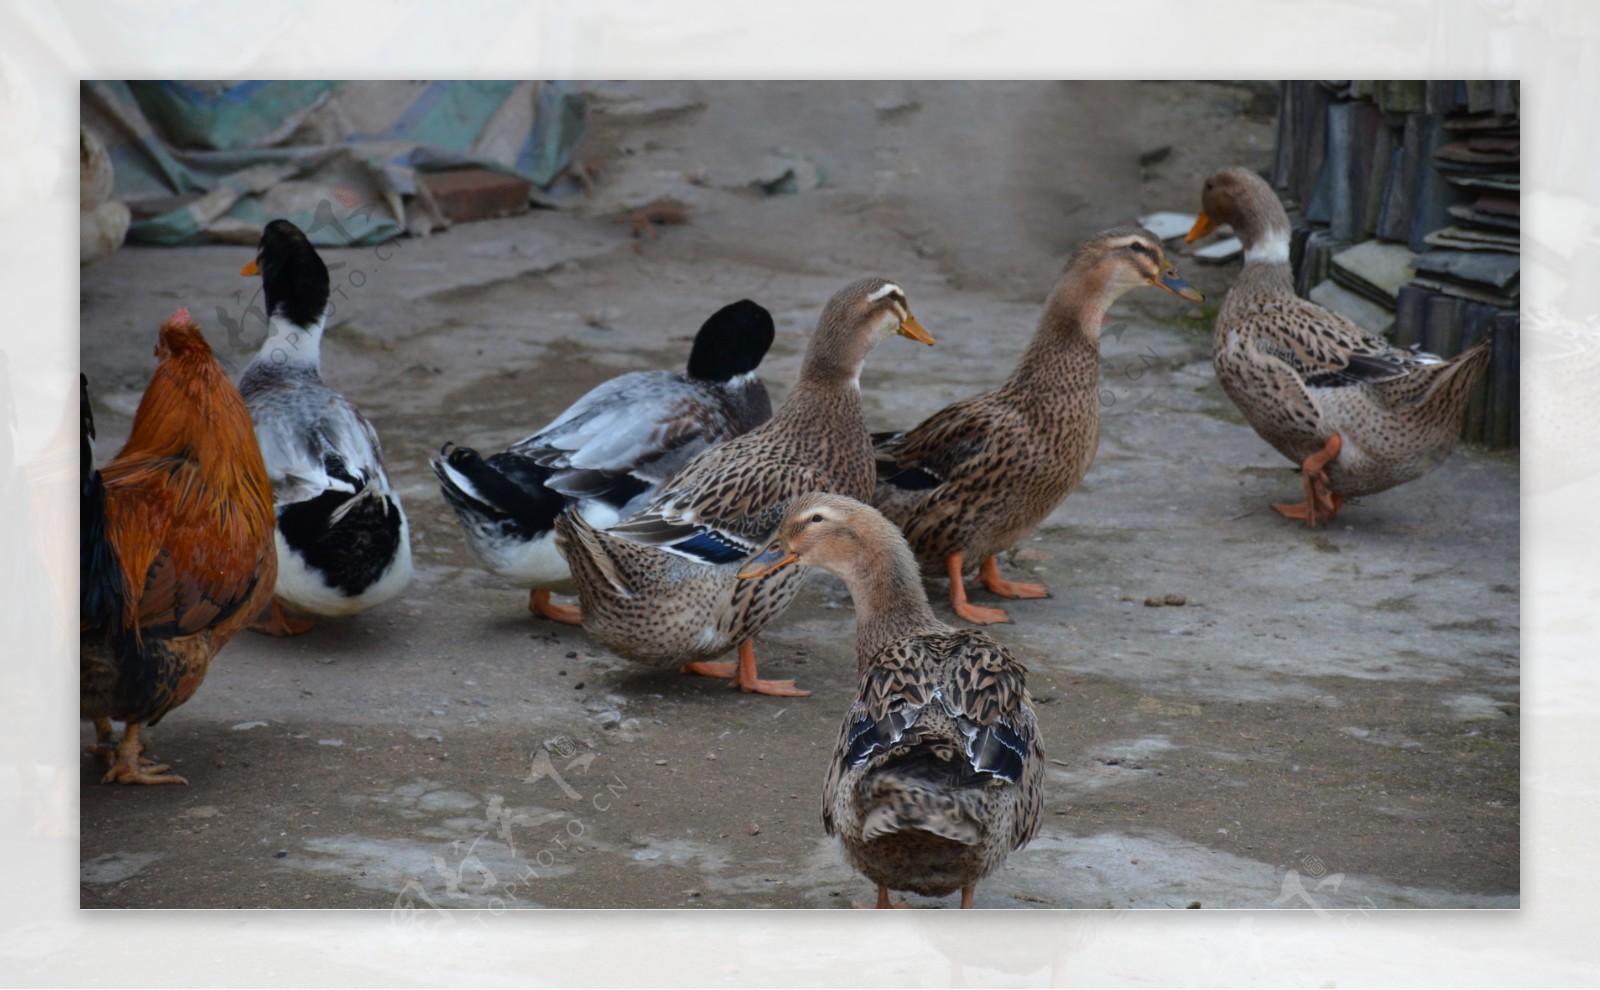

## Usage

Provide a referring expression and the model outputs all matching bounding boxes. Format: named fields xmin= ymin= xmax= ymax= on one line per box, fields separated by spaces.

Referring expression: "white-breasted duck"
xmin=431 ymin=299 xmax=775 ymax=624
xmin=237 ymin=219 xmax=412 ymax=634
xmin=1187 ymin=167 xmax=1492 ymax=526
xmin=555 ymin=277 xmax=934 ymax=697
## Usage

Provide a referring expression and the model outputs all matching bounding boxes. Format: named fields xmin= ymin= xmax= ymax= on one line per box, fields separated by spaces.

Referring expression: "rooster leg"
xmin=250 ymin=600 xmax=315 ymax=636
xmin=89 ymin=717 xmax=117 ymax=763
xmin=960 ymin=885 xmax=976 ymax=909
xmin=978 ymin=555 xmax=1050 ymax=600
xmin=528 ymin=589 xmax=583 ymax=626
xmin=1272 ymin=433 xmax=1344 ymax=528
xmin=682 ymin=641 xmax=809 ymax=697
xmin=946 ymin=553 xmax=1011 ymax=625
xmin=101 ymin=723 xmax=187 ymax=786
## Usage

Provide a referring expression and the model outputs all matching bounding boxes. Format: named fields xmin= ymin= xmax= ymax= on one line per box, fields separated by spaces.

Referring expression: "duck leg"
xmin=250 ymin=600 xmax=315 ymax=636
xmin=100 ymin=722 xmax=187 ymax=786
xmin=1272 ymin=433 xmax=1344 ymax=528
xmin=978 ymin=555 xmax=1050 ymax=600
xmin=853 ymin=884 xmax=912 ymax=909
xmin=945 ymin=553 xmax=1011 ymax=625
xmin=960 ymin=884 xmax=975 ymax=909
xmin=681 ymin=640 xmax=810 ymax=697
xmin=528 ymin=589 xmax=583 ymax=626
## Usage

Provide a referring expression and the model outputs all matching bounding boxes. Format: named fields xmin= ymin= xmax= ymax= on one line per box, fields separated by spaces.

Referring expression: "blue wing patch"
xmin=669 ymin=529 xmax=753 ymax=565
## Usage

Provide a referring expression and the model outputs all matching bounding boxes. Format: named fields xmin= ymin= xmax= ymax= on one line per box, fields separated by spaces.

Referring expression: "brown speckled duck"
xmin=1187 ymin=167 xmax=1493 ymax=527
xmin=873 ymin=226 xmax=1202 ymax=624
xmin=739 ymin=493 xmax=1045 ymax=909
xmin=555 ymin=278 xmax=935 ymax=697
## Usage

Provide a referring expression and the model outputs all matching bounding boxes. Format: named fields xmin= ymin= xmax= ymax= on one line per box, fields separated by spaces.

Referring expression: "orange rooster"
xmin=81 ymin=309 xmax=277 ymax=785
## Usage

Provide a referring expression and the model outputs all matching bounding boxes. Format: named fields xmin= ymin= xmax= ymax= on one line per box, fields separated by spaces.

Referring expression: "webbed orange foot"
xmin=731 ymin=640 xmax=809 ymax=697
xmin=1274 ymin=433 xmax=1344 ymax=528
xmin=946 ymin=553 xmax=1013 ymax=625
xmin=251 ymin=600 xmax=314 ymax=636
xmin=528 ymin=588 xmax=583 ymax=626
xmin=978 ymin=556 xmax=1050 ymax=599
xmin=681 ymin=659 xmax=736 ymax=678
xmin=952 ymin=601 xmax=1013 ymax=625
xmin=684 ymin=642 xmax=809 ymax=696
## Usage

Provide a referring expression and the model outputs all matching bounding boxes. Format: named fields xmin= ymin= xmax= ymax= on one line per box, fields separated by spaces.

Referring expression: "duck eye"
xmin=1204 ymin=182 xmax=1214 ymax=192
xmin=810 ymin=513 xmax=823 ymax=523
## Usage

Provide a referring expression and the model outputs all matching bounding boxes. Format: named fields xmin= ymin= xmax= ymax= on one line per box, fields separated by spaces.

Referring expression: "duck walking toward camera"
xmin=238 ymin=219 xmax=412 ymax=635
xmin=739 ymin=493 xmax=1044 ymax=907
xmin=432 ymin=299 xmax=775 ymax=625
xmin=873 ymin=226 xmax=1202 ymax=624
xmin=557 ymin=277 xmax=934 ymax=697
xmin=1188 ymin=167 xmax=1492 ymax=527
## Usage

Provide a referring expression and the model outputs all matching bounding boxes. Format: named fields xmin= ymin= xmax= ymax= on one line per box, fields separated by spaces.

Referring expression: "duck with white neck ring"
xmin=555 ymin=276 xmax=934 ymax=697
xmin=738 ymin=493 xmax=1044 ymax=909
xmin=872 ymin=225 xmax=1202 ymax=625
xmin=238 ymin=219 xmax=413 ymax=635
xmin=1187 ymin=167 xmax=1492 ymax=527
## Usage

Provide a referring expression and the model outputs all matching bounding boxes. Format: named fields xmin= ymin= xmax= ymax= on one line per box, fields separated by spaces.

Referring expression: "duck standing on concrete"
xmin=557 ymin=278 xmax=934 ymax=697
xmin=873 ymin=226 xmax=1202 ymax=623
xmin=1187 ymin=167 xmax=1492 ymax=526
xmin=740 ymin=493 xmax=1044 ymax=908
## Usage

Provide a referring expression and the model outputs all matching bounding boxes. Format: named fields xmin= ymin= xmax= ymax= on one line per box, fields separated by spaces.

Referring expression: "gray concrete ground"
xmin=79 ymin=82 xmax=1517 ymax=910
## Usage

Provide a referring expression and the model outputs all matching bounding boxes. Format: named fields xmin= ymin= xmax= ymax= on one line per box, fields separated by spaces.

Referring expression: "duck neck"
xmin=250 ymin=312 xmax=326 ymax=381
xmin=1003 ymin=269 xmax=1107 ymax=410
xmin=839 ymin=538 xmax=945 ymax=673
xmin=1231 ymin=186 xmax=1295 ymax=271
xmin=799 ymin=313 xmax=883 ymax=389
xmin=771 ymin=374 xmax=869 ymax=494
xmin=1233 ymin=209 xmax=1297 ymax=298
xmin=767 ymin=320 xmax=882 ymax=498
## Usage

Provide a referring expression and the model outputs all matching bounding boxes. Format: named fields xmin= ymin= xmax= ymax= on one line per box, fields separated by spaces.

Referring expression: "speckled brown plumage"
xmin=738 ymin=494 xmax=1044 ymax=906
xmin=825 ymin=628 xmax=1045 ymax=901
xmin=873 ymin=226 xmax=1201 ymax=623
xmin=555 ymin=277 xmax=934 ymax=695
xmin=1193 ymin=168 xmax=1492 ymax=518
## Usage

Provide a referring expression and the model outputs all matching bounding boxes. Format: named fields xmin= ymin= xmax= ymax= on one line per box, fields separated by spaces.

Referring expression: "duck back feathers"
xmin=432 ymin=300 xmax=777 ymax=591
xmin=1201 ymin=169 xmax=1494 ymax=498
xmin=240 ymin=219 xmax=412 ymax=616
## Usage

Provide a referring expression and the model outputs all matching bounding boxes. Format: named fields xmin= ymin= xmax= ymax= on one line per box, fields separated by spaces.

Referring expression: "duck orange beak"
xmin=240 ymin=259 xmax=261 ymax=276
xmin=896 ymin=313 xmax=935 ymax=346
xmin=737 ymin=541 xmax=798 ymax=580
xmin=1184 ymin=213 xmax=1216 ymax=244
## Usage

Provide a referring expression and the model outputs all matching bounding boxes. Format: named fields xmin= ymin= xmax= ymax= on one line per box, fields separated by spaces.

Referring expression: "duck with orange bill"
xmin=871 ymin=226 xmax=1202 ymax=624
xmin=738 ymin=493 xmax=1044 ymax=908
xmin=1187 ymin=167 xmax=1492 ymax=526
xmin=238 ymin=219 xmax=413 ymax=634
xmin=556 ymin=277 xmax=934 ymax=697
